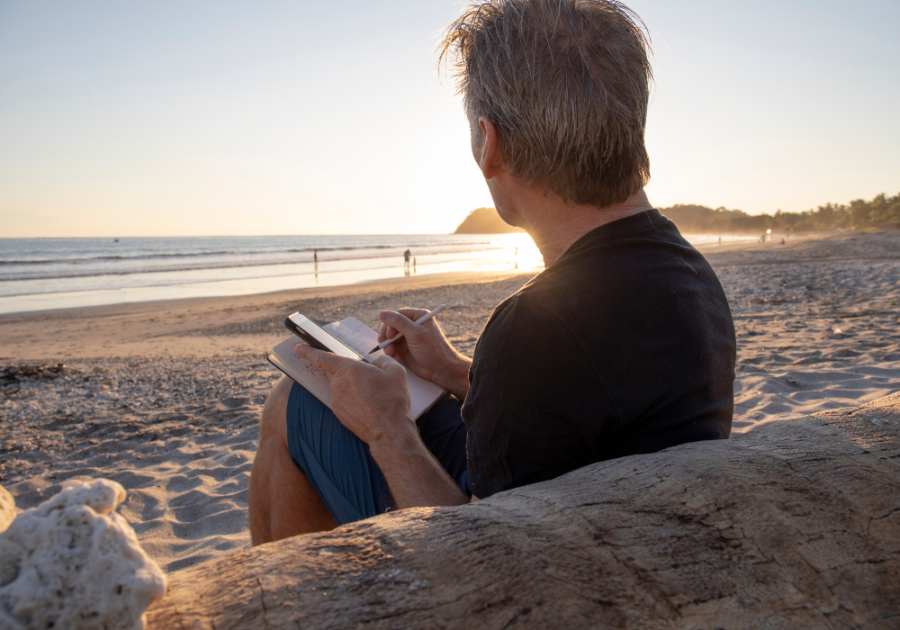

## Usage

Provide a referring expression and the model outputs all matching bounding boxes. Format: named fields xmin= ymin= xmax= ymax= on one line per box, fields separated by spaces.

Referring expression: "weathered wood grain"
xmin=147 ymin=392 xmax=900 ymax=629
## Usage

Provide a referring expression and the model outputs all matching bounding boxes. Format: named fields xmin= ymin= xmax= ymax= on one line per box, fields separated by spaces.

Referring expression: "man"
xmin=249 ymin=0 xmax=735 ymax=543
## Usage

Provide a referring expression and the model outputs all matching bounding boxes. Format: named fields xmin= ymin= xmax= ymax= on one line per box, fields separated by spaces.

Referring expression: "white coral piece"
xmin=0 ymin=479 xmax=167 ymax=630
xmin=0 ymin=486 xmax=14 ymax=534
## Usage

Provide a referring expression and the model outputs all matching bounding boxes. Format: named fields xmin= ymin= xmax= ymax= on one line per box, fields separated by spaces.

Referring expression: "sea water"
xmin=0 ymin=234 xmax=542 ymax=314
xmin=0 ymin=232 xmax=750 ymax=315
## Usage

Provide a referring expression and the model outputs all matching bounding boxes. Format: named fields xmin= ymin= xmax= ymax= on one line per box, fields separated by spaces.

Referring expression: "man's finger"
xmin=397 ymin=307 xmax=429 ymax=320
xmin=295 ymin=344 xmax=350 ymax=374
xmin=379 ymin=310 xmax=425 ymax=339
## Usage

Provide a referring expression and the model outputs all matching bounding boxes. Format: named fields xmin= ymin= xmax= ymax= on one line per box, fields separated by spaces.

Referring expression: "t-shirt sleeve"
xmin=462 ymin=297 xmax=620 ymax=499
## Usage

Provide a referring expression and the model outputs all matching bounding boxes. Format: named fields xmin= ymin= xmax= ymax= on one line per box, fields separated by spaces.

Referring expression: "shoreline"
xmin=0 ymin=231 xmax=872 ymax=364
xmin=0 ymin=269 xmax=533 ymax=361
xmin=0 ymin=229 xmax=786 ymax=318
xmin=0 ymin=230 xmax=821 ymax=322
xmin=0 ymin=268 xmax=529 ymax=321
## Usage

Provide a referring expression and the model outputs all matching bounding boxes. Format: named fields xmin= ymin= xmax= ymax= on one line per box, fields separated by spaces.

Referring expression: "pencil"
xmin=368 ymin=304 xmax=447 ymax=354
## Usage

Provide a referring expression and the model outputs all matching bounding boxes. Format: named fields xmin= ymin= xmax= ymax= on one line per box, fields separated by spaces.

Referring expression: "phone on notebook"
xmin=284 ymin=312 xmax=369 ymax=363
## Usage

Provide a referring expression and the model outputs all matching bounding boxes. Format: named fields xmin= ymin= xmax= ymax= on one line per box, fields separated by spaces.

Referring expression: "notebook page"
xmin=270 ymin=335 xmax=332 ymax=407
xmin=328 ymin=318 xmax=446 ymax=418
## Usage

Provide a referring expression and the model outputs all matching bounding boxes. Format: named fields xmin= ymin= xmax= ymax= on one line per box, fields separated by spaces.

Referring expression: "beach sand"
xmin=1 ymin=231 xmax=898 ymax=573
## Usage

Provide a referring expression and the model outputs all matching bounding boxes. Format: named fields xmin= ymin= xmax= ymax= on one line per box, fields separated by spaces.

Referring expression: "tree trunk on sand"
xmin=147 ymin=393 xmax=900 ymax=629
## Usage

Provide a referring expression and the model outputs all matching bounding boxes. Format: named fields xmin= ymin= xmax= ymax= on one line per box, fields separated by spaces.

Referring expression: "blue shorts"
xmin=286 ymin=383 xmax=469 ymax=525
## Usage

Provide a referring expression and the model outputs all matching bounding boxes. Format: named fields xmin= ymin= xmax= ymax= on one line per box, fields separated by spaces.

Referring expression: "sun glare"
xmin=487 ymin=233 xmax=544 ymax=270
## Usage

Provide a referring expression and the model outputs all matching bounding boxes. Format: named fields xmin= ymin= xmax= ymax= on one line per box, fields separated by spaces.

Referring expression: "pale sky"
xmin=1 ymin=0 xmax=897 ymax=237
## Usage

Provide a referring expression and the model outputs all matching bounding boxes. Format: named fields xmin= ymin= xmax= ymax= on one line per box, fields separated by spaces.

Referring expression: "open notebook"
xmin=268 ymin=317 xmax=446 ymax=421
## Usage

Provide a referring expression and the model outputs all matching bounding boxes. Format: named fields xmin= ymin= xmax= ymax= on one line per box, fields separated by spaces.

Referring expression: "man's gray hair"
xmin=439 ymin=0 xmax=653 ymax=208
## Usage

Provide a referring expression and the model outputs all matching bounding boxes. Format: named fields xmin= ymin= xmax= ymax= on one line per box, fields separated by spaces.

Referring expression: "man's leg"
xmin=249 ymin=376 xmax=337 ymax=545
xmin=250 ymin=380 xmax=468 ymax=543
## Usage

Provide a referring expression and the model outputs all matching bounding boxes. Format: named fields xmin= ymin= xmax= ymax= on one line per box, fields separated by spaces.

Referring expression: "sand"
xmin=1 ymin=231 xmax=898 ymax=573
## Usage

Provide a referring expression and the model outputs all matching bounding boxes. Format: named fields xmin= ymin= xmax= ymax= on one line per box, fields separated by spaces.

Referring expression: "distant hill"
xmin=454 ymin=207 xmax=525 ymax=234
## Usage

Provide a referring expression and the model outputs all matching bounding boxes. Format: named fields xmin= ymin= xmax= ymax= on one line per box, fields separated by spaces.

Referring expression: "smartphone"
xmin=284 ymin=312 xmax=368 ymax=363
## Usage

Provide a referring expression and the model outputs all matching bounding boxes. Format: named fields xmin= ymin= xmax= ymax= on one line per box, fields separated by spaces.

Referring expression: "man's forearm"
xmin=369 ymin=424 xmax=468 ymax=509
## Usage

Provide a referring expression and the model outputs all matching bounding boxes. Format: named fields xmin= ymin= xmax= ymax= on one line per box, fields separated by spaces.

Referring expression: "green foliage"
xmin=454 ymin=207 xmax=526 ymax=234
xmin=456 ymin=193 xmax=900 ymax=235
xmin=659 ymin=192 xmax=900 ymax=234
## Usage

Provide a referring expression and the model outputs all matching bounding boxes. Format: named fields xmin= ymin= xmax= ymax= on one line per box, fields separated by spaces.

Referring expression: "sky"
xmin=0 ymin=0 xmax=897 ymax=237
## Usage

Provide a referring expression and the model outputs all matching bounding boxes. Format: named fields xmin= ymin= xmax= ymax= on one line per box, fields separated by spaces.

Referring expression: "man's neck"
xmin=515 ymin=189 xmax=653 ymax=266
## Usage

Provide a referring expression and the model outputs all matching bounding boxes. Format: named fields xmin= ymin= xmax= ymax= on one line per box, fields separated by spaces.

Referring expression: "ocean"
xmin=0 ymin=232 xmax=750 ymax=315
xmin=0 ymin=234 xmax=543 ymax=315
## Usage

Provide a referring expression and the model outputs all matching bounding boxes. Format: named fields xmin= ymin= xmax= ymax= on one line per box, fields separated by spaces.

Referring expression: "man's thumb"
xmin=295 ymin=344 xmax=343 ymax=373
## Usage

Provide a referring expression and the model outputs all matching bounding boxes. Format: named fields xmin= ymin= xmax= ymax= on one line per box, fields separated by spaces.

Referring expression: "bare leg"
xmin=249 ymin=377 xmax=337 ymax=545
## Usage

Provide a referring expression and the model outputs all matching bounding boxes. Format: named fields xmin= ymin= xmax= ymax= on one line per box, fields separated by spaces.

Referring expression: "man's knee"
xmin=260 ymin=376 xmax=293 ymax=445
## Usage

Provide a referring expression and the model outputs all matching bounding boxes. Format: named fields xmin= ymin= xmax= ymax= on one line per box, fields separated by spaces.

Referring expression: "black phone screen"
xmin=285 ymin=313 xmax=367 ymax=362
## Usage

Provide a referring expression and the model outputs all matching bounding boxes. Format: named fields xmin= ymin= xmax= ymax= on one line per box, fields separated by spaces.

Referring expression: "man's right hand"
xmin=378 ymin=308 xmax=471 ymax=400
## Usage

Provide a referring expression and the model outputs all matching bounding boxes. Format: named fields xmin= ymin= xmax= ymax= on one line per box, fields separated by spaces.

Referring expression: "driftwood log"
xmin=148 ymin=393 xmax=900 ymax=629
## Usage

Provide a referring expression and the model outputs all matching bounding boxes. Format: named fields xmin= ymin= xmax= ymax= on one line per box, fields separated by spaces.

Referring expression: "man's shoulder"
xmin=479 ymin=290 xmax=533 ymax=345
xmin=520 ymin=211 xmax=722 ymax=312
xmin=477 ymin=209 xmax=730 ymax=353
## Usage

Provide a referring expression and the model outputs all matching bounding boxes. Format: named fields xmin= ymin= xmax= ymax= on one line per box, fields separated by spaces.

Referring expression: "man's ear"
xmin=474 ymin=116 xmax=504 ymax=179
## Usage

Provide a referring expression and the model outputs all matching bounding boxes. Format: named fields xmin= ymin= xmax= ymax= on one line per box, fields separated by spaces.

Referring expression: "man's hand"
xmin=295 ymin=343 xmax=469 ymax=510
xmin=378 ymin=308 xmax=471 ymax=399
xmin=295 ymin=345 xmax=414 ymax=448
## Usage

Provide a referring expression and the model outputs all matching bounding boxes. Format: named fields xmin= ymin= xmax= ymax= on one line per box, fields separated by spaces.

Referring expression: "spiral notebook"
xmin=267 ymin=317 xmax=446 ymax=421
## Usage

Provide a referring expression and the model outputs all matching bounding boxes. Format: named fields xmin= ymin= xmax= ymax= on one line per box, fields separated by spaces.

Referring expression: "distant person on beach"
xmin=403 ymin=249 xmax=411 ymax=271
xmin=250 ymin=0 xmax=736 ymax=542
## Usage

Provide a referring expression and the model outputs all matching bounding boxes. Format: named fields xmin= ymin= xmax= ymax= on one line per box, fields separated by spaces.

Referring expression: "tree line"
xmin=659 ymin=192 xmax=900 ymax=234
xmin=454 ymin=192 xmax=900 ymax=235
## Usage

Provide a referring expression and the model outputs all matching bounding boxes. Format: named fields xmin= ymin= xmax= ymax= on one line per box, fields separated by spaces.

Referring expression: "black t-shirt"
xmin=462 ymin=210 xmax=736 ymax=499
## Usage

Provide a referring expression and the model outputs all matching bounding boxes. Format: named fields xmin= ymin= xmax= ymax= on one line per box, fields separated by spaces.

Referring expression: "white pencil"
xmin=368 ymin=304 xmax=447 ymax=354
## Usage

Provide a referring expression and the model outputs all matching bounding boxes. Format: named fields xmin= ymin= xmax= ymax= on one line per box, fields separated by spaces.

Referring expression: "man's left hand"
xmin=294 ymin=344 xmax=414 ymax=447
